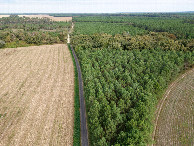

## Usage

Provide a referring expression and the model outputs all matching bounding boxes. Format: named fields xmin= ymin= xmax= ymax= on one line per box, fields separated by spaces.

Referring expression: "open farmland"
xmin=0 ymin=44 xmax=74 ymax=145
xmin=0 ymin=15 xmax=72 ymax=22
xmin=154 ymin=68 xmax=194 ymax=145
xmin=0 ymin=15 xmax=10 ymax=18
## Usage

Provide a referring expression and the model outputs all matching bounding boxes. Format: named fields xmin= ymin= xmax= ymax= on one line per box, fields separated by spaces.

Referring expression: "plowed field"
xmin=0 ymin=44 xmax=74 ymax=146
xmin=154 ymin=68 xmax=194 ymax=145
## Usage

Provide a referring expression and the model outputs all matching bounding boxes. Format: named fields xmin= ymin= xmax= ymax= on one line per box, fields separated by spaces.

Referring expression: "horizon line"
xmin=0 ymin=11 xmax=194 ymax=14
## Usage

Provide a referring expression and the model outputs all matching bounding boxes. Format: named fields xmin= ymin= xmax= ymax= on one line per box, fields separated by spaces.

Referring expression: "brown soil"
xmin=0 ymin=44 xmax=74 ymax=146
xmin=153 ymin=68 xmax=194 ymax=145
xmin=0 ymin=15 xmax=72 ymax=22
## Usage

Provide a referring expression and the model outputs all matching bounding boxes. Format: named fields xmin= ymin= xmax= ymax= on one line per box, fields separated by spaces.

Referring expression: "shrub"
xmin=0 ymin=40 xmax=5 ymax=48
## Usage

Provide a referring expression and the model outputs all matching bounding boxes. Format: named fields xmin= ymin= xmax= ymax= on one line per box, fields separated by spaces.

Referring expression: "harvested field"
xmin=0 ymin=15 xmax=10 ymax=18
xmin=0 ymin=44 xmax=74 ymax=146
xmin=49 ymin=16 xmax=72 ymax=22
xmin=154 ymin=68 xmax=194 ymax=145
xmin=0 ymin=15 xmax=72 ymax=22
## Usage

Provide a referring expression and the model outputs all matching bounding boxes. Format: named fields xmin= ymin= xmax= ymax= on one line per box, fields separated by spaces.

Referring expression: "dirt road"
xmin=0 ymin=44 xmax=74 ymax=146
xmin=69 ymin=45 xmax=89 ymax=146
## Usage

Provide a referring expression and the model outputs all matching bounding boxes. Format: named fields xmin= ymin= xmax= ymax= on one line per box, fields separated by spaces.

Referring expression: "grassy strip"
xmin=1 ymin=41 xmax=63 ymax=49
xmin=68 ymin=43 xmax=80 ymax=146
xmin=4 ymin=41 xmax=35 ymax=48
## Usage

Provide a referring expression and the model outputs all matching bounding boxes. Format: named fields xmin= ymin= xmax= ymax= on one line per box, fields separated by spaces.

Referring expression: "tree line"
xmin=73 ymin=15 xmax=194 ymax=39
xmin=0 ymin=15 xmax=71 ymax=48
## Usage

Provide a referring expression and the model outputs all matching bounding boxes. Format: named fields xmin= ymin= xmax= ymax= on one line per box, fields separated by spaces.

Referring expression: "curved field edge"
xmin=153 ymin=67 xmax=194 ymax=145
xmin=153 ymin=67 xmax=194 ymax=139
xmin=68 ymin=44 xmax=81 ymax=146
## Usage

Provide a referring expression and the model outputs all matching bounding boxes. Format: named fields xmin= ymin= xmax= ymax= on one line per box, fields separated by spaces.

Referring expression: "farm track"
xmin=153 ymin=68 xmax=194 ymax=145
xmin=0 ymin=44 xmax=74 ymax=146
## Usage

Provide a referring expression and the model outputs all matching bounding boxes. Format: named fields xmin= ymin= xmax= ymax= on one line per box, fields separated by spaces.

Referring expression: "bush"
xmin=0 ymin=40 xmax=5 ymax=48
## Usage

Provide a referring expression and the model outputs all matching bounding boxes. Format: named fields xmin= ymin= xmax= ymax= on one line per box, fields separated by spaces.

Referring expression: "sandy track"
xmin=0 ymin=44 xmax=74 ymax=146
xmin=154 ymin=68 xmax=194 ymax=145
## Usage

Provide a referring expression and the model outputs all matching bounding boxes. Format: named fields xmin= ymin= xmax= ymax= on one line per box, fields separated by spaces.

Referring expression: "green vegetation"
xmin=0 ymin=40 xmax=5 ymax=48
xmin=72 ymin=14 xmax=194 ymax=145
xmin=78 ymin=48 xmax=193 ymax=145
xmin=73 ymin=16 xmax=194 ymax=39
xmin=0 ymin=15 xmax=71 ymax=48
xmin=72 ymin=36 xmax=193 ymax=145
xmin=72 ymin=33 xmax=193 ymax=51
xmin=73 ymin=22 xmax=147 ymax=35
xmin=68 ymin=44 xmax=81 ymax=146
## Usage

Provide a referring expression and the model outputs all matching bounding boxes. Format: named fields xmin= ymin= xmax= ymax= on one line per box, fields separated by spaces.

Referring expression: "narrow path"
xmin=152 ymin=68 xmax=194 ymax=145
xmin=68 ymin=22 xmax=89 ymax=146
xmin=67 ymin=34 xmax=70 ymax=44
xmin=67 ymin=22 xmax=74 ymax=44
xmin=69 ymin=45 xmax=89 ymax=146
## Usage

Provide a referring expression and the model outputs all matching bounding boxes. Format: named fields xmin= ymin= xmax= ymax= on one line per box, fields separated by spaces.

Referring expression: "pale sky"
xmin=0 ymin=0 xmax=193 ymax=13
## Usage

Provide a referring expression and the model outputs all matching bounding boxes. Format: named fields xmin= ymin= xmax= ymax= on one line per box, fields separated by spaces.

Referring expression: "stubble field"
xmin=154 ymin=68 xmax=194 ymax=145
xmin=0 ymin=44 xmax=74 ymax=146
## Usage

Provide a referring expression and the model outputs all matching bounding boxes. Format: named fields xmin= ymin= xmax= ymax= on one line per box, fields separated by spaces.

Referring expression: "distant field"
xmin=0 ymin=15 xmax=72 ymax=22
xmin=0 ymin=44 xmax=74 ymax=145
xmin=154 ymin=69 xmax=194 ymax=145
xmin=0 ymin=15 xmax=10 ymax=18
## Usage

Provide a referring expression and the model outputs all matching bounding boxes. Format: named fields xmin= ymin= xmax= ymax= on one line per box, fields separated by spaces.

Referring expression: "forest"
xmin=72 ymin=13 xmax=194 ymax=145
xmin=73 ymin=22 xmax=147 ymax=35
xmin=73 ymin=15 xmax=194 ymax=39
xmin=0 ymin=15 xmax=71 ymax=48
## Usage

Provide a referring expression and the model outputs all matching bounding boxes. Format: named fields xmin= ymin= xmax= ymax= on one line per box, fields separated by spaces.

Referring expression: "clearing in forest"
xmin=0 ymin=44 xmax=74 ymax=146
xmin=154 ymin=68 xmax=194 ymax=145
xmin=0 ymin=15 xmax=10 ymax=18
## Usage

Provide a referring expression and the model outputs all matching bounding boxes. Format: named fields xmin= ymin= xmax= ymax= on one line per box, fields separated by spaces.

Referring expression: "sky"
xmin=0 ymin=0 xmax=194 ymax=13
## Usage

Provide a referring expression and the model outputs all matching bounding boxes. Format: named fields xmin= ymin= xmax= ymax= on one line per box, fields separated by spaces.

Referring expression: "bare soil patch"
xmin=154 ymin=68 xmax=194 ymax=145
xmin=0 ymin=15 xmax=10 ymax=18
xmin=0 ymin=44 xmax=74 ymax=146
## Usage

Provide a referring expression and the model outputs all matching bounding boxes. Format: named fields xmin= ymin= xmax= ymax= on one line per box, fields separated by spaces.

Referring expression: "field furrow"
xmin=0 ymin=44 xmax=74 ymax=146
xmin=154 ymin=69 xmax=194 ymax=146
